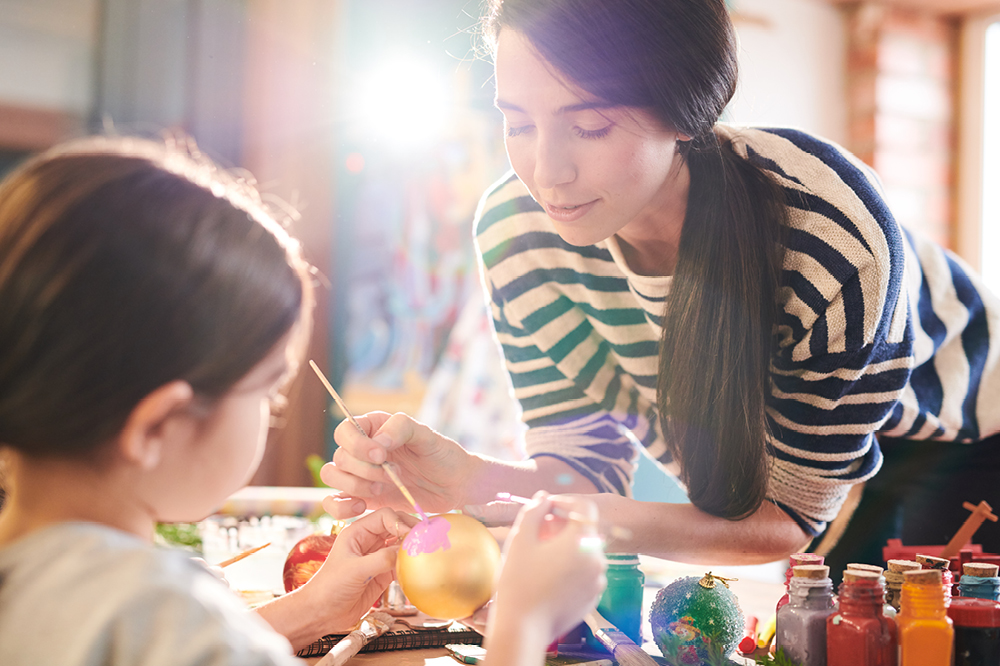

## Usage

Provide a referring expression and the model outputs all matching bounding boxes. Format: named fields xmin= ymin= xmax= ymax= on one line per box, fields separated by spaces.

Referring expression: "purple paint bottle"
xmin=777 ymin=564 xmax=836 ymax=666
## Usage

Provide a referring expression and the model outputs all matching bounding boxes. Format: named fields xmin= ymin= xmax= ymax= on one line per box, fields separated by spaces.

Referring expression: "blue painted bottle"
xmin=958 ymin=563 xmax=1000 ymax=601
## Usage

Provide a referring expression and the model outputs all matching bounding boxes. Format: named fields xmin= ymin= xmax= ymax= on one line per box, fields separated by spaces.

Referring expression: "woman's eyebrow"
xmin=494 ymin=98 xmax=617 ymax=115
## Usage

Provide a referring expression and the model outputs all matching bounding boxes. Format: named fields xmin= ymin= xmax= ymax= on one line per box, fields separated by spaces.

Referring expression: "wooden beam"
xmin=0 ymin=103 xmax=82 ymax=152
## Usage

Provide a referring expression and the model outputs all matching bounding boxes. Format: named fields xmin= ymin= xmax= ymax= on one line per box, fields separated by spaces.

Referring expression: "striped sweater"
xmin=473 ymin=125 xmax=1000 ymax=537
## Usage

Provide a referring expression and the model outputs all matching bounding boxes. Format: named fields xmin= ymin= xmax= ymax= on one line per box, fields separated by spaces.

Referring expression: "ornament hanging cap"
xmin=698 ymin=571 xmax=738 ymax=589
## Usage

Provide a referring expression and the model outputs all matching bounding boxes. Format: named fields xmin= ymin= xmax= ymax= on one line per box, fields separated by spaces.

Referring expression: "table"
xmin=304 ymin=557 xmax=787 ymax=665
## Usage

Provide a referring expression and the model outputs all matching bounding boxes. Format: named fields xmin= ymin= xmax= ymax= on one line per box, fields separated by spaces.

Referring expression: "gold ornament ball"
xmin=396 ymin=513 xmax=501 ymax=619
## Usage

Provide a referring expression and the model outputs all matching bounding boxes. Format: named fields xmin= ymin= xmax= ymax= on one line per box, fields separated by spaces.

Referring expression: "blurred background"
xmin=1 ymin=0 xmax=998 ymax=495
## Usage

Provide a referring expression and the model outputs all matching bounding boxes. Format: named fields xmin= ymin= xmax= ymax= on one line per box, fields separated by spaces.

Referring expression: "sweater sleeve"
xmin=740 ymin=127 xmax=915 ymax=537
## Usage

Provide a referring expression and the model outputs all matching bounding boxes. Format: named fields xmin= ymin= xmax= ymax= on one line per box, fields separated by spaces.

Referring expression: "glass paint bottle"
xmin=897 ymin=569 xmax=954 ymax=666
xmin=886 ymin=560 xmax=922 ymax=613
xmin=594 ymin=553 xmax=644 ymax=645
xmin=777 ymin=553 xmax=825 ymax=612
xmin=777 ymin=564 xmax=836 ymax=666
xmin=916 ymin=554 xmax=954 ymax=602
xmin=947 ymin=596 xmax=1000 ymax=666
xmin=827 ymin=570 xmax=897 ymax=666
xmin=957 ymin=562 xmax=1000 ymax=601
xmin=847 ymin=563 xmax=896 ymax=619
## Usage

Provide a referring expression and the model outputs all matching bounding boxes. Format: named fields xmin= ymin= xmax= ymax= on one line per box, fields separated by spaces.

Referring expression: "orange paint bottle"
xmin=897 ymin=569 xmax=954 ymax=666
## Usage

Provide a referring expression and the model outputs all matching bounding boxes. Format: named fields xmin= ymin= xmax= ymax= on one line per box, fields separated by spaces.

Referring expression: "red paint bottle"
xmin=827 ymin=570 xmax=898 ymax=666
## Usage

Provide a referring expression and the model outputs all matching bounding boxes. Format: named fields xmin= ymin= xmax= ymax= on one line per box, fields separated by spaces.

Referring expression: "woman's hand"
xmin=255 ymin=508 xmax=418 ymax=649
xmin=487 ymin=492 xmax=608 ymax=648
xmin=320 ymin=411 xmax=480 ymax=519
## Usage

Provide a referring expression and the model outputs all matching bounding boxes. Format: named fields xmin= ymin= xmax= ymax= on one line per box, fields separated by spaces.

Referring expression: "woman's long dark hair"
xmin=484 ymin=0 xmax=787 ymax=519
xmin=0 ymin=136 xmax=313 ymax=458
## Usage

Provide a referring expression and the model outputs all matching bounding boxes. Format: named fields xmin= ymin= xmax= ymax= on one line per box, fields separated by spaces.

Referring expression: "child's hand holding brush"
xmin=482 ymin=492 xmax=607 ymax=665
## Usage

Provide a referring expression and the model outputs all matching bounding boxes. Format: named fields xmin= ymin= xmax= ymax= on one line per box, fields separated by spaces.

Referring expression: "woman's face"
xmin=494 ymin=29 xmax=686 ymax=247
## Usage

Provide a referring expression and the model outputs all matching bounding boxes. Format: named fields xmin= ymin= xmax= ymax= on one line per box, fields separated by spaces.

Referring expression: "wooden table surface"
xmin=303 ymin=557 xmax=786 ymax=665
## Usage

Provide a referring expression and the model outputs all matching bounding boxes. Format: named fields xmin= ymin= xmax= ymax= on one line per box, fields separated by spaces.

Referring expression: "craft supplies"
xmin=309 ymin=360 xmax=428 ymax=520
xmin=776 ymin=564 xmax=836 ymax=666
xmin=917 ymin=554 xmax=955 ymax=600
xmin=315 ymin=611 xmax=395 ymax=666
xmin=897 ymin=569 xmax=954 ymax=666
xmin=958 ymin=562 xmax=1000 ymax=601
xmin=594 ymin=553 xmax=644 ymax=646
xmin=826 ymin=569 xmax=897 ymax=666
xmin=940 ymin=501 xmax=998 ymax=560
xmin=395 ymin=513 xmax=501 ymax=620
xmin=777 ymin=553 xmax=825 ymax=612
xmin=847 ymin=562 xmax=895 ymax=618
xmin=740 ymin=615 xmax=759 ymax=655
xmin=584 ymin=608 xmax=658 ymax=666
xmin=886 ymin=560 xmax=922 ymax=613
xmin=218 ymin=542 xmax=271 ymax=568
xmin=649 ymin=572 xmax=745 ymax=664
xmin=946 ymin=597 xmax=1000 ymax=666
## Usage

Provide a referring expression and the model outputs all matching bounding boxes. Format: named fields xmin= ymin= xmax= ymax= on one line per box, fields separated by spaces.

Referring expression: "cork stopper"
xmin=847 ymin=563 xmax=884 ymax=575
xmin=916 ymin=554 xmax=950 ymax=570
xmin=790 ymin=552 xmax=824 ymax=567
xmin=792 ymin=564 xmax=830 ymax=579
xmin=887 ymin=559 xmax=922 ymax=573
xmin=963 ymin=562 xmax=1000 ymax=578
xmin=843 ymin=569 xmax=882 ymax=583
xmin=904 ymin=569 xmax=943 ymax=586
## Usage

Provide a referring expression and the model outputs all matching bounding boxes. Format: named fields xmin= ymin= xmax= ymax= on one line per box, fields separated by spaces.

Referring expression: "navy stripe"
xmin=952 ymin=256 xmax=988 ymax=440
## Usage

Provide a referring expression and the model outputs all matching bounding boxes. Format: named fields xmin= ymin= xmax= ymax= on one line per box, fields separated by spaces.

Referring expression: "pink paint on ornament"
xmin=403 ymin=516 xmax=452 ymax=556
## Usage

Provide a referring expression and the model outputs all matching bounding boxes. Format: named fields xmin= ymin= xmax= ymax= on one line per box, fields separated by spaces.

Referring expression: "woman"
xmin=322 ymin=0 xmax=1000 ymax=571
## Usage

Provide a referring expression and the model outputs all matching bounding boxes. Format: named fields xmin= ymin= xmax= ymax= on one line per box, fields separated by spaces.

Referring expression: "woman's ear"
xmin=118 ymin=381 xmax=195 ymax=470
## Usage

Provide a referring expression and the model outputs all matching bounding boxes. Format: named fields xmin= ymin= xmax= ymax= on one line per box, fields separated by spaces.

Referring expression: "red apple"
xmin=282 ymin=533 xmax=337 ymax=593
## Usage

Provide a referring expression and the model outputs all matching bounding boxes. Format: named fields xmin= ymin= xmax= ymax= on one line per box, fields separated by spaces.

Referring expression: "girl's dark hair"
xmin=0 ymin=136 xmax=313 ymax=458
xmin=484 ymin=0 xmax=787 ymax=519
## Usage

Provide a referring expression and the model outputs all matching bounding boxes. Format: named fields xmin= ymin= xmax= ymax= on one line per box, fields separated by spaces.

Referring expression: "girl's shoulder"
xmin=0 ymin=522 xmax=295 ymax=666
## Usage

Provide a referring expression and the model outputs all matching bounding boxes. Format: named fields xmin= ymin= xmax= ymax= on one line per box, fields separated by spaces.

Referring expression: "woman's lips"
xmin=544 ymin=199 xmax=598 ymax=222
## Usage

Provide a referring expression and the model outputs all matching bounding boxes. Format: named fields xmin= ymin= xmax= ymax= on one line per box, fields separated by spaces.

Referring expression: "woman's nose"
xmin=533 ymin=134 xmax=576 ymax=189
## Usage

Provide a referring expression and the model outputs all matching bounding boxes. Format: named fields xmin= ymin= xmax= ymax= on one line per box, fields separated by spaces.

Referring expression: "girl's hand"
xmin=490 ymin=492 xmax=608 ymax=642
xmin=301 ymin=508 xmax=419 ymax=631
xmin=256 ymin=507 xmax=419 ymax=648
xmin=320 ymin=411 xmax=479 ymax=519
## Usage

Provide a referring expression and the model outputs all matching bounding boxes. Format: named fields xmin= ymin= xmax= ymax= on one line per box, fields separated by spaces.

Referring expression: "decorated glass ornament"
xmin=282 ymin=531 xmax=338 ymax=592
xmin=396 ymin=513 xmax=501 ymax=620
xmin=650 ymin=572 xmax=745 ymax=665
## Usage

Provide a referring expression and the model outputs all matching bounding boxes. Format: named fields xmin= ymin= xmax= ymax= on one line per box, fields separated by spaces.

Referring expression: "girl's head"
xmin=0 ymin=136 xmax=313 ymax=513
xmin=483 ymin=0 xmax=738 ymax=143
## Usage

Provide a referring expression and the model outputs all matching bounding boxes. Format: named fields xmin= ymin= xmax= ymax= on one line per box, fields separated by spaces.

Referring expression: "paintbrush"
xmin=309 ymin=360 xmax=429 ymax=521
xmin=584 ymin=608 xmax=659 ymax=666
xmin=494 ymin=492 xmax=633 ymax=543
xmin=218 ymin=542 xmax=271 ymax=568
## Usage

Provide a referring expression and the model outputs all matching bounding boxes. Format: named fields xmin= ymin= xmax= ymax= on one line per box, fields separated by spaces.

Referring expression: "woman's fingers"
xmin=321 ymin=493 xmax=368 ymax=519
xmin=320 ymin=460 xmax=383 ymax=497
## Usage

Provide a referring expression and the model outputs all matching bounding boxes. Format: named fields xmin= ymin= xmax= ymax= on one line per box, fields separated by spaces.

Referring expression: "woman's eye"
xmin=575 ymin=125 xmax=612 ymax=139
xmin=505 ymin=125 xmax=531 ymax=138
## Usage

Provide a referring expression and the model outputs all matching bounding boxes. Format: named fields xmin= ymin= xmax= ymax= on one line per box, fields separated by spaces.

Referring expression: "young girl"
xmin=321 ymin=0 xmax=1000 ymax=574
xmin=0 ymin=137 xmax=605 ymax=665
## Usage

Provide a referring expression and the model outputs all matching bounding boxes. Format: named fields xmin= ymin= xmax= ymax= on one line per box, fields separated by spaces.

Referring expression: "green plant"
xmin=753 ymin=647 xmax=804 ymax=666
xmin=154 ymin=522 xmax=202 ymax=551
